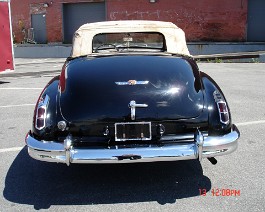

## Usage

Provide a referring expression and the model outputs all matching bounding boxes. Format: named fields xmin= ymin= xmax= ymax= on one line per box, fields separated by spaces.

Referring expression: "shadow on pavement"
xmin=4 ymin=147 xmax=211 ymax=210
xmin=0 ymin=81 xmax=10 ymax=85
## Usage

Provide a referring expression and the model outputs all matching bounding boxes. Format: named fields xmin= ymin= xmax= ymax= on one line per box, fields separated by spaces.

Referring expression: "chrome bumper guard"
xmin=26 ymin=125 xmax=239 ymax=165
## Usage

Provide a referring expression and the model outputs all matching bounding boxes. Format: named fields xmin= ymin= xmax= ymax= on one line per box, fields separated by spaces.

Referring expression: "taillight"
xmin=217 ymin=101 xmax=229 ymax=124
xmin=35 ymin=95 xmax=50 ymax=130
xmin=59 ymin=64 xmax=67 ymax=93
xmin=213 ymin=90 xmax=229 ymax=125
xmin=217 ymin=102 xmax=227 ymax=113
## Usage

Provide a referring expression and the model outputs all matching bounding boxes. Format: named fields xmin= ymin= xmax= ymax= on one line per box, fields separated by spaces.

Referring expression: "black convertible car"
xmin=25 ymin=21 xmax=239 ymax=165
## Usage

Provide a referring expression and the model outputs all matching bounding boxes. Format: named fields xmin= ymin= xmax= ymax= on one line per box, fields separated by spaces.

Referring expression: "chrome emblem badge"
xmin=128 ymin=80 xmax=137 ymax=85
xmin=115 ymin=80 xmax=149 ymax=86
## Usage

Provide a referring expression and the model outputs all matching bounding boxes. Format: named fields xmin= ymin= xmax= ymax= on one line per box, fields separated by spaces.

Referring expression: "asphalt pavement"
xmin=0 ymin=59 xmax=264 ymax=211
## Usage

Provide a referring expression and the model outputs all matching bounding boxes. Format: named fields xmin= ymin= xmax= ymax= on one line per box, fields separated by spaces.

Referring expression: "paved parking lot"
xmin=0 ymin=59 xmax=265 ymax=211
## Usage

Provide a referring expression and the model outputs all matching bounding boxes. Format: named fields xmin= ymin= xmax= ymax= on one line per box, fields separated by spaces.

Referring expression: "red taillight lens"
xmin=35 ymin=95 xmax=49 ymax=130
xmin=36 ymin=118 xmax=45 ymax=129
xmin=59 ymin=64 xmax=67 ymax=93
xmin=37 ymin=107 xmax=45 ymax=119
xmin=36 ymin=106 xmax=46 ymax=130
xmin=217 ymin=101 xmax=229 ymax=124
xmin=218 ymin=102 xmax=228 ymax=113
xmin=36 ymin=107 xmax=46 ymax=129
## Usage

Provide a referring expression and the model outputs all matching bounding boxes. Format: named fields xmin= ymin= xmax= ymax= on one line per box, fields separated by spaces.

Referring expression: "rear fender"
xmin=200 ymin=72 xmax=232 ymax=135
xmin=32 ymin=75 xmax=61 ymax=139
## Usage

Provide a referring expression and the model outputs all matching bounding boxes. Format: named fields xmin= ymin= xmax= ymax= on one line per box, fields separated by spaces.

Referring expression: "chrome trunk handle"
xmin=128 ymin=100 xmax=148 ymax=120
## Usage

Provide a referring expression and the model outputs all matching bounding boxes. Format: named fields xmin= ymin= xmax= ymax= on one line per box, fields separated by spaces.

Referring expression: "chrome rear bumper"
xmin=26 ymin=125 xmax=239 ymax=165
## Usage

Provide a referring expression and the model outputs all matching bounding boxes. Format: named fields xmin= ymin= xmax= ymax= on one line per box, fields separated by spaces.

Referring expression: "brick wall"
xmin=11 ymin=0 xmax=30 ymax=43
xmin=11 ymin=0 xmax=64 ymax=43
xmin=106 ymin=0 xmax=248 ymax=41
xmin=11 ymin=0 xmax=248 ymax=43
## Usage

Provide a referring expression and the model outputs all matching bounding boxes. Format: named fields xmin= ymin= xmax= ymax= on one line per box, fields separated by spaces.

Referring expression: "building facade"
xmin=10 ymin=0 xmax=265 ymax=44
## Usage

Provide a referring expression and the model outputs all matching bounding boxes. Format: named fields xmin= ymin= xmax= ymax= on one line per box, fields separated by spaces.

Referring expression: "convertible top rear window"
xmin=92 ymin=32 xmax=165 ymax=52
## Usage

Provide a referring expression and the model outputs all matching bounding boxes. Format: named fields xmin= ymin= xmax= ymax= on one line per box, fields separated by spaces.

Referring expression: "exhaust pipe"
xmin=207 ymin=157 xmax=217 ymax=165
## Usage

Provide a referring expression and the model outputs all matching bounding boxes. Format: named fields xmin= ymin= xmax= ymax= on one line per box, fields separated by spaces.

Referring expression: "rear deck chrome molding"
xmin=115 ymin=80 xmax=149 ymax=86
xmin=26 ymin=125 xmax=239 ymax=166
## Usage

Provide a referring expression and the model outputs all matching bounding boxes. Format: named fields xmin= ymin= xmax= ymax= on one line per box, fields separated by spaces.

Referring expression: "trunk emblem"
xmin=115 ymin=80 xmax=149 ymax=86
xmin=128 ymin=100 xmax=148 ymax=120
xmin=128 ymin=80 xmax=137 ymax=85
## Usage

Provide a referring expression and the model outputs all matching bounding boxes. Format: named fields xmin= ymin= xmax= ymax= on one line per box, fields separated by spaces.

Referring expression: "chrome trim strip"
xmin=64 ymin=134 xmax=73 ymax=166
xmin=195 ymin=129 xmax=204 ymax=161
xmin=26 ymin=124 xmax=239 ymax=165
xmin=115 ymin=80 xmax=149 ymax=86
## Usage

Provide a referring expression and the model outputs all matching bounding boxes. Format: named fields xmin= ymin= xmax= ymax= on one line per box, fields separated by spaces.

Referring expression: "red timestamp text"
xmin=199 ymin=188 xmax=241 ymax=197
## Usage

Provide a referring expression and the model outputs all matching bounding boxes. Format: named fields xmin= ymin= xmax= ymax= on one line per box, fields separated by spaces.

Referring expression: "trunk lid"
xmin=59 ymin=55 xmax=204 ymax=123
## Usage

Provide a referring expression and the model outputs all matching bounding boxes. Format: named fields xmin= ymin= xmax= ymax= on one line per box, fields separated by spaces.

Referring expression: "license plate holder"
xmin=115 ymin=122 xmax=152 ymax=141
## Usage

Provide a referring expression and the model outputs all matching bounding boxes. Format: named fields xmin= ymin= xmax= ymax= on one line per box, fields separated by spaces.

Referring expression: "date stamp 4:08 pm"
xmin=199 ymin=188 xmax=241 ymax=197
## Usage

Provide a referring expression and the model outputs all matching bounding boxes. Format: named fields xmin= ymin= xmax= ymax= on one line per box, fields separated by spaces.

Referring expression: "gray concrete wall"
xmin=188 ymin=42 xmax=265 ymax=55
xmin=14 ymin=43 xmax=265 ymax=62
xmin=14 ymin=45 xmax=72 ymax=58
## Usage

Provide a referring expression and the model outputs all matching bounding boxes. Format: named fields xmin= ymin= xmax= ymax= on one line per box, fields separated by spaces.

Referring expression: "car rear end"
xmin=26 ymin=54 xmax=239 ymax=165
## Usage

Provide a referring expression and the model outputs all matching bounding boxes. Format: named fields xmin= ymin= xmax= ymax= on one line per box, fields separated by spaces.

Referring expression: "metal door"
xmin=63 ymin=2 xmax=106 ymax=43
xmin=247 ymin=0 xmax=265 ymax=41
xmin=31 ymin=14 xmax=47 ymax=44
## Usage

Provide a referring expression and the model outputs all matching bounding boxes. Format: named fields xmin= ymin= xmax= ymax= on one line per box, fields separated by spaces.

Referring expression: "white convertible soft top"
xmin=71 ymin=20 xmax=190 ymax=57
